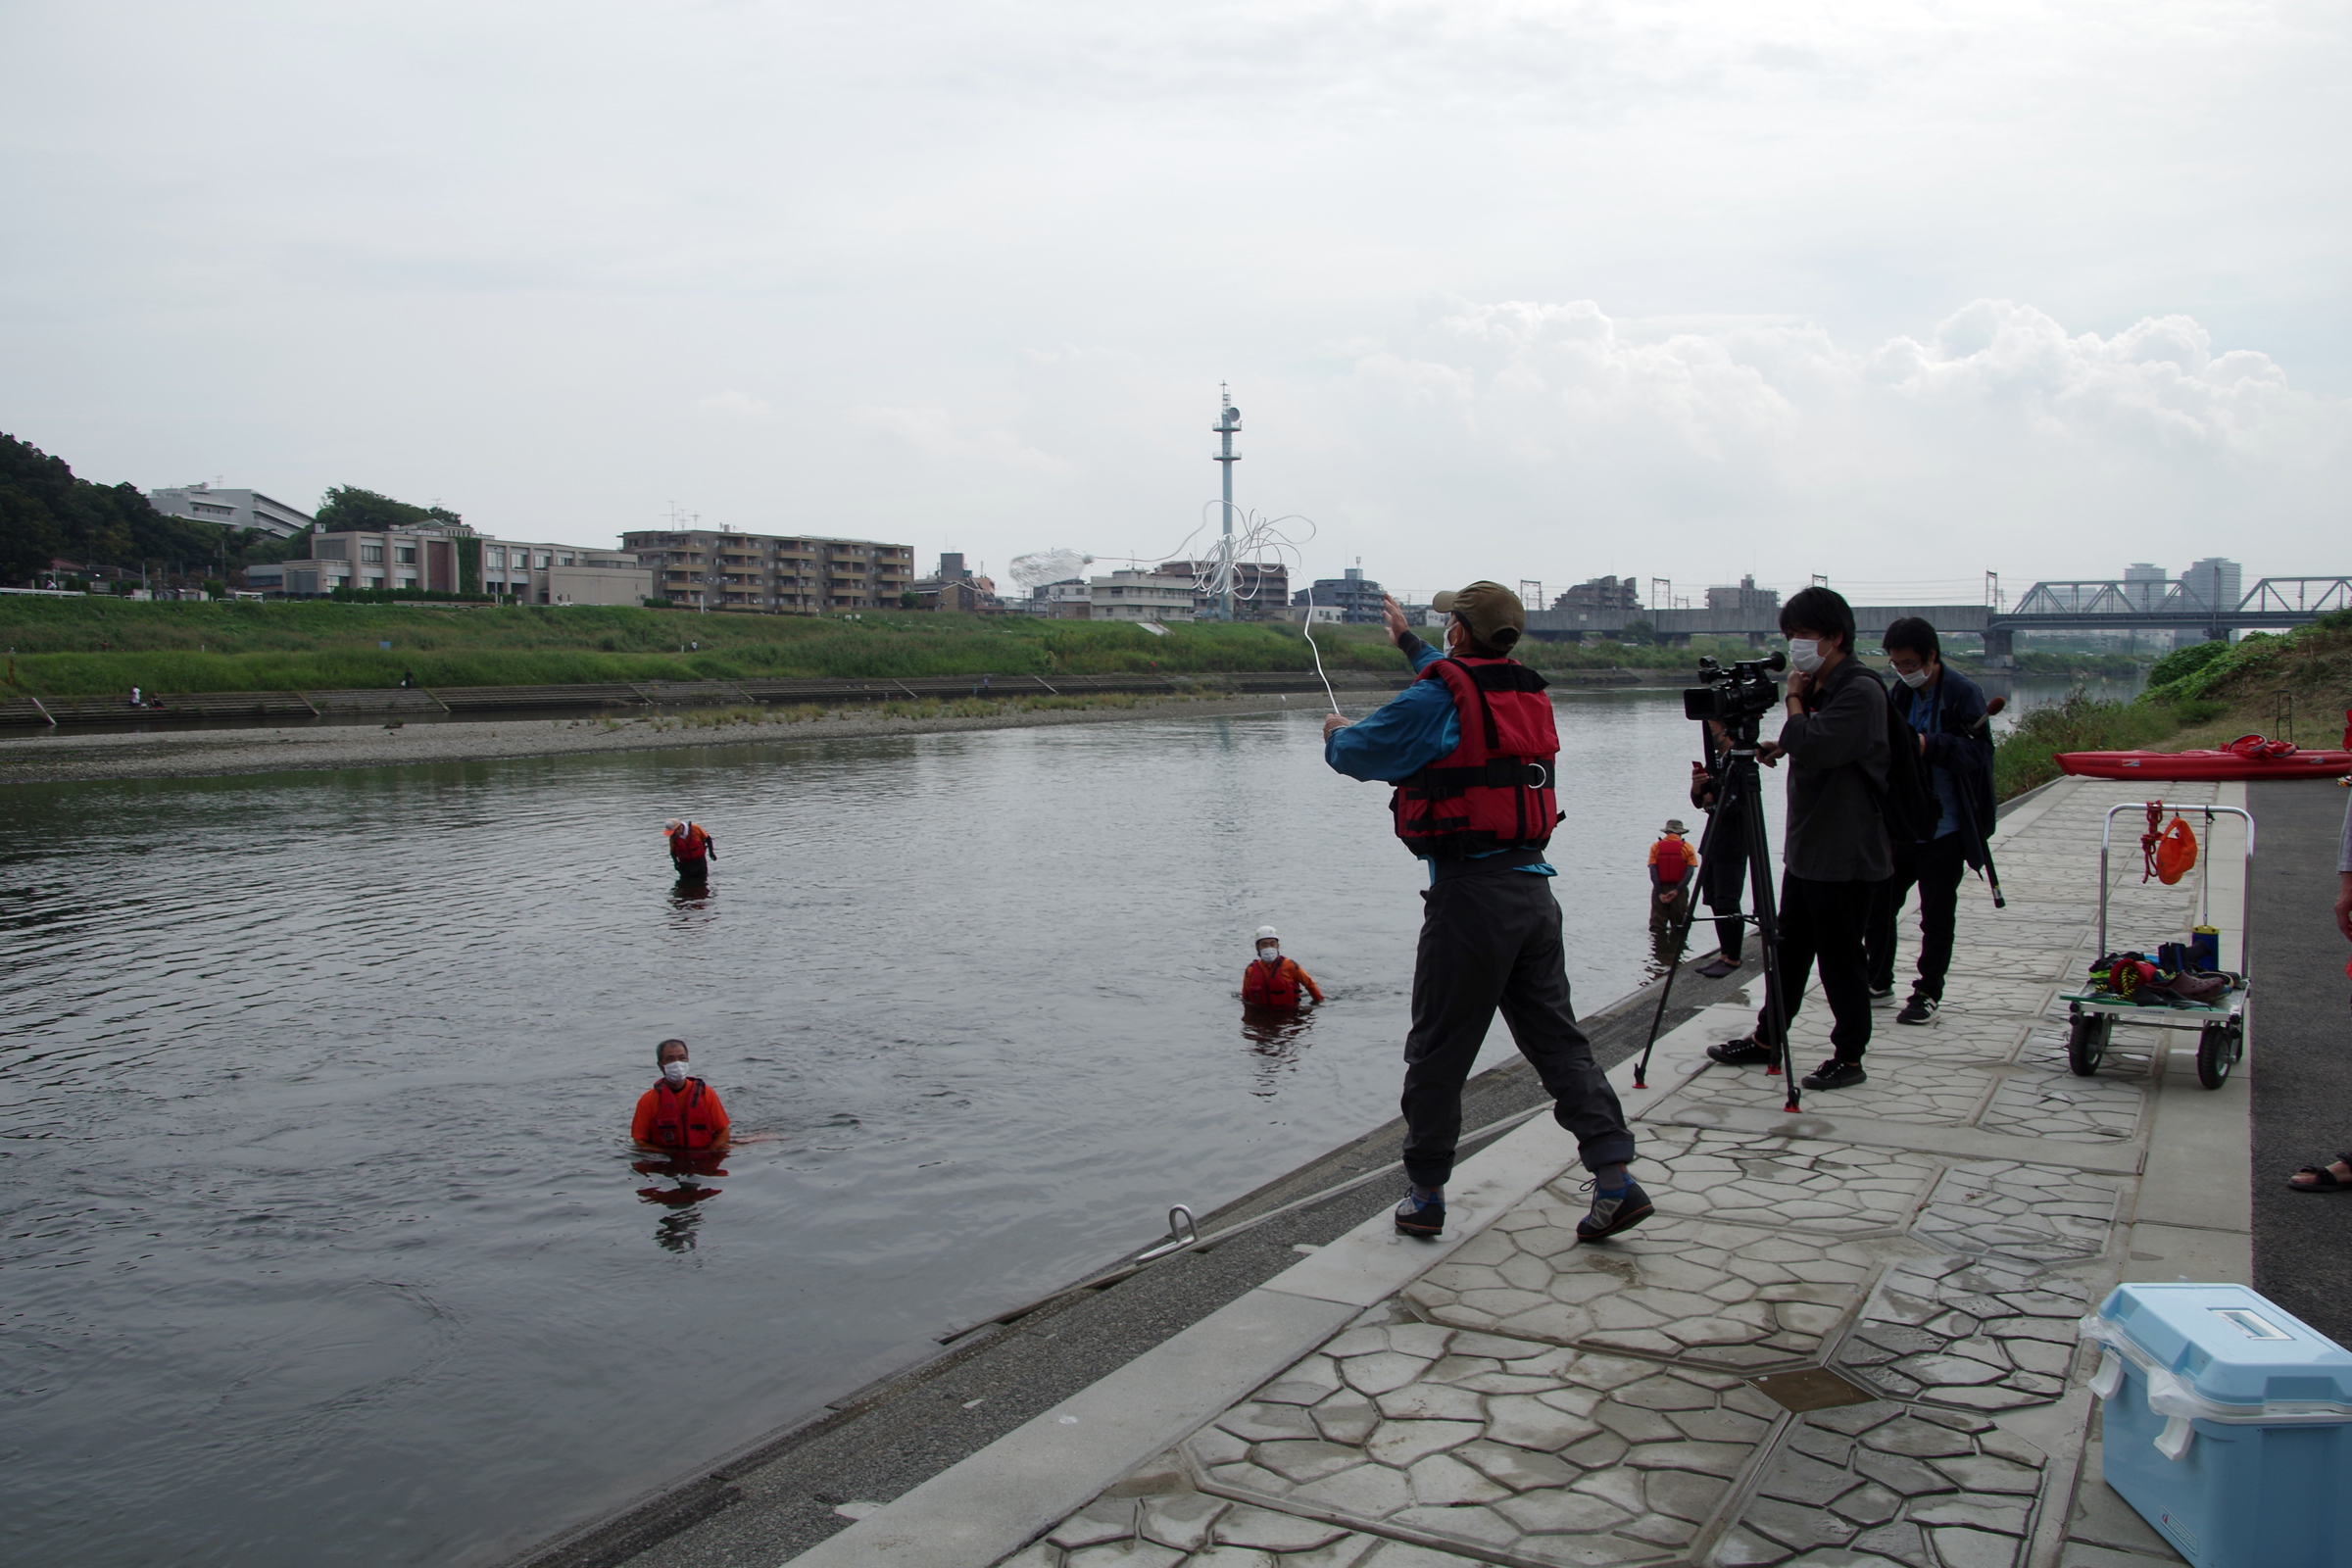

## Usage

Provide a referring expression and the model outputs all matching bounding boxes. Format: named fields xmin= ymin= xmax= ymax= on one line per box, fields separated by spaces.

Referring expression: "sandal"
xmin=2286 ymin=1156 xmax=2352 ymax=1193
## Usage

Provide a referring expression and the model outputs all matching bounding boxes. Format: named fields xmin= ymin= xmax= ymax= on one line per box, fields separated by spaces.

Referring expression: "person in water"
xmin=1323 ymin=583 xmax=1643 ymax=1245
xmin=663 ymin=818 xmax=715 ymax=880
xmin=1243 ymin=926 xmax=1325 ymax=1007
xmin=632 ymin=1038 xmax=731 ymax=1152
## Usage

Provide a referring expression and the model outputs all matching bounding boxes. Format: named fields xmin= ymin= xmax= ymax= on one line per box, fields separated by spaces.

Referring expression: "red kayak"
xmin=2059 ymin=733 xmax=2352 ymax=781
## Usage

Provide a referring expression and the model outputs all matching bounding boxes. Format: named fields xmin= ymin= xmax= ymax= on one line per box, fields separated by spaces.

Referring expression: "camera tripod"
xmin=1634 ymin=714 xmax=1804 ymax=1112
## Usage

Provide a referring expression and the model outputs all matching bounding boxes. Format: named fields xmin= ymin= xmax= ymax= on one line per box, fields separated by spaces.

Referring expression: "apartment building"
xmin=1293 ymin=564 xmax=1386 ymax=624
xmin=281 ymin=524 xmax=650 ymax=604
xmin=145 ymin=484 xmax=315 ymax=540
xmin=620 ymin=528 xmax=915 ymax=612
xmin=1088 ymin=569 xmax=1196 ymax=623
xmin=1156 ymin=559 xmax=1291 ymax=619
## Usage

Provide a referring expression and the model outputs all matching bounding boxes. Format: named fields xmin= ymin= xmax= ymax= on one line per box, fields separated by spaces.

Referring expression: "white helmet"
xmin=1254 ymin=926 xmax=1280 ymax=942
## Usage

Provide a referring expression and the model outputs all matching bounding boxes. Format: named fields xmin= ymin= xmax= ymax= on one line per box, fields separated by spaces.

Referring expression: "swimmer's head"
xmin=1254 ymin=925 xmax=1280 ymax=960
xmin=656 ymin=1038 xmax=690 ymax=1086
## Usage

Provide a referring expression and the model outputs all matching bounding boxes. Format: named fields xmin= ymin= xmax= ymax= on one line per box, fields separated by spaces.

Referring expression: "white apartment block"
xmin=146 ymin=485 xmax=315 ymax=540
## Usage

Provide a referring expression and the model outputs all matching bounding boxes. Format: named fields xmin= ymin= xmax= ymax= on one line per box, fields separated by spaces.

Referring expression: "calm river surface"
xmin=0 ymin=675 xmax=2097 ymax=1565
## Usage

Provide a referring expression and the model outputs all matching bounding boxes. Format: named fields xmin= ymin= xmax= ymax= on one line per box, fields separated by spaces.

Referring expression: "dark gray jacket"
xmin=1777 ymin=656 xmax=1892 ymax=882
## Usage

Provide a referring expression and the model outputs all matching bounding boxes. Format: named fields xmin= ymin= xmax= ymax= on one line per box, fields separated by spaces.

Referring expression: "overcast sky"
xmin=4 ymin=0 xmax=2347 ymax=601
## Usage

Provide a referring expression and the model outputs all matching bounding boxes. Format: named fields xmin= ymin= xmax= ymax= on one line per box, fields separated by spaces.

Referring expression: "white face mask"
xmin=1787 ymin=638 xmax=1825 ymax=674
xmin=1897 ymin=664 xmax=1933 ymax=690
xmin=1258 ymin=947 xmax=1280 ymax=963
xmin=662 ymin=1059 xmax=689 ymax=1086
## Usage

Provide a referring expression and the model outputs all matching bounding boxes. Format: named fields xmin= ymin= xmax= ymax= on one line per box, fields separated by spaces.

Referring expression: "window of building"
xmin=395 ymin=546 xmax=417 ymax=564
xmin=362 ymin=544 xmax=385 ymax=564
xmin=487 ymin=548 xmax=506 ymax=567
xmin=535 ymin=553 xmax=551 ymax=569
xmin=558 ymin=554 xmax=574 ymax=566
xmin=365 ymin=575 xmax=385 ymax=589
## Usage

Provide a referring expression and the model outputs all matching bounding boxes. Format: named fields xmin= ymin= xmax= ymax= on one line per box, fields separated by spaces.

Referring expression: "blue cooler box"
xmin=2082 ymin=1284 xmax=2352 ymax=1568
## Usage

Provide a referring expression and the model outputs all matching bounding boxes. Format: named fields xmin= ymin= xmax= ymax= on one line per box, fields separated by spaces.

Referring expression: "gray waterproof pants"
xmin=1400 ymin=867 xmax=1638 ymax=1190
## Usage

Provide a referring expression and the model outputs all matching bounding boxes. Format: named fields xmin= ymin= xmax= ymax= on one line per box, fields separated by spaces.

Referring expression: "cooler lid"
xmin=2091 ymin=1284 xmax=2352 ymax=1416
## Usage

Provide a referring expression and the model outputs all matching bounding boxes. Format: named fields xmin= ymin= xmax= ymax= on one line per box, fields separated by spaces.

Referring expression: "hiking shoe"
xmin=1706 ymin=1036 xmax=1776 ymax=1067
xmin=1801 ymin=1057 xmax=1868 ymax=1091
xmin=1395 ymin=1187 xmax=1446 ymax=1238
xmin=1577 ymin=1179 xmax=1654 ymax=1243
xmin=1869 ymin=985 xmax=1895 ymax=1007
xmin=1896 ymin=996 xmax=1940 ymax=1025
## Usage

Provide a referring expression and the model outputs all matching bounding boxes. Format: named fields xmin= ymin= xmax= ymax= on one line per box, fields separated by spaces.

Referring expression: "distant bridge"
xmin=1524 ymin=576 xmax=2352 ymax=662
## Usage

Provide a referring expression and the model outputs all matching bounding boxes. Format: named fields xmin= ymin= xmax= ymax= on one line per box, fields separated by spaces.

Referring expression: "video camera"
xmin=1682 ymin=652 xmax=1788 ymax=729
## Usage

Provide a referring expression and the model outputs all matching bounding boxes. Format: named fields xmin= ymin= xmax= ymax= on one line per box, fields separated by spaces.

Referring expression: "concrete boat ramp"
xmin=775 ymin=777 xmax=2245 ymax=1568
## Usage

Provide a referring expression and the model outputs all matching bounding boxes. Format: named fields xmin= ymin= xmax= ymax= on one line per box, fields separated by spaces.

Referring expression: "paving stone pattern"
xmin=997 ymin=784 xmax=2189 ymax=1568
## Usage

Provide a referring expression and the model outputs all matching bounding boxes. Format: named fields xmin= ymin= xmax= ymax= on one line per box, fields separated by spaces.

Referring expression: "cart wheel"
xmin=2196 ymin=1022 xmax=2236 ymax=1089
xmin=2067 ymin=1012 xmax=2109 ymax=1077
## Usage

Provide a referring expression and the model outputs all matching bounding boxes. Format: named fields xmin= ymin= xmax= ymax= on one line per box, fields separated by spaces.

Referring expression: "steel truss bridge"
xmin=1522 ymin=576 xmax=2352 ymax=660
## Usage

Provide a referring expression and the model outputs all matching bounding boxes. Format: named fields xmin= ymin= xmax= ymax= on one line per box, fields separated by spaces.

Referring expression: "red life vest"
xmin=645 ymin=1079 xmax=720 ymax=1150
xmin=1653 ymin=837 xmax=1692 ymax=882
xmin=1244 ymin=957 xmax=1303 ymax=1006
xmin=669 ymin=822 xmax=710 ymax=861
xmin=1392 ymin=657 xmax=1561 ymax=858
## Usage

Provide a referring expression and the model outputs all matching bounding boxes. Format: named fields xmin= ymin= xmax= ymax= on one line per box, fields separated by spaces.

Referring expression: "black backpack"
xmin=1869 ymin=675 xmax=1941 ymax=845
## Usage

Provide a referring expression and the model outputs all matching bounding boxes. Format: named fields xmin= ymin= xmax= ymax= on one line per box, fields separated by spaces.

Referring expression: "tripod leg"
xmin=1739 ymin=768 xmax=1799 ymax=1112
xmin=1634 ymin=809 xmax=1724 ymax=1088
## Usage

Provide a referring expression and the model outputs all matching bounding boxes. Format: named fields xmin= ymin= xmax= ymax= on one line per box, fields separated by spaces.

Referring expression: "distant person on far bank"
xmin=663 ymin=818 xmax=715 ymax=881
xmin=1865 ymin=617 xmax=1998 ymax=1026
xmin=1707 ymin=587 xmax=1891 ymax=1091
xmin=1648 ymin=820 xmax=1697 ymax=937
xmin=633 ymin=1038 xmax=731 ymax=1152
xmin=1322 ymin=583 xmax=1646 ymax=1244
xmin=1243 ymin=925 xmax=1325 ymax=1007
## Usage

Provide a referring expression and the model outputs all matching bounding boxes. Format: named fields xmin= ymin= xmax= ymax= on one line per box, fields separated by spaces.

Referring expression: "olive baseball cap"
xmin=1430 ymin=580 xmax=1524 ymax=651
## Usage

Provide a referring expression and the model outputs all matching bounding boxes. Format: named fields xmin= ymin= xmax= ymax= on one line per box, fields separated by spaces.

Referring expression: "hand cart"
xmin=2059 ymin=801 xmax=2253 ymax=1090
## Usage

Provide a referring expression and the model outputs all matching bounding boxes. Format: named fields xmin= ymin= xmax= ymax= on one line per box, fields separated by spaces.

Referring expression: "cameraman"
xmin=1688 ymin=721 xmax=1750 ymax=979
xmin=1707 ymin=587 xmax=1891 ymax=1091
xmin=1866 ymin=616 xmax=1996 ymax=1024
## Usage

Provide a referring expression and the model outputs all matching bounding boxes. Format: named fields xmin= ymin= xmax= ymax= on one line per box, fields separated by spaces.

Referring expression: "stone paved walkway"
xmin=792 ymin=778 xmax=2255 ymax=1568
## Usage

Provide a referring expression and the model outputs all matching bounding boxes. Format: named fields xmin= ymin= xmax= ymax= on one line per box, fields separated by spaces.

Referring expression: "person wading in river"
xmin=1323 ymin=582 xmax=1645 ymax=1244
xmin=1243 ymin=925 xmax=1325 ymax=1007
xmin=632 ymin=1039 xmax=731 ymax=1152
xmin=663 ymin=818 xmax=715 ymax=882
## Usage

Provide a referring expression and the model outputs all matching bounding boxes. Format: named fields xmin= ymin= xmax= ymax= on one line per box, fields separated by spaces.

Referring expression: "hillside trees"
xmin=0 ymin=432 xmax=289 ymax=585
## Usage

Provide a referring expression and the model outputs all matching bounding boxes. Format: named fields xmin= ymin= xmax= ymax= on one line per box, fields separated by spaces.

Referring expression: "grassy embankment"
xmin=1991 ymin=610 xmax=2352 ymax=799
xmin=0 ymin=597 xmax=1751 ymax=699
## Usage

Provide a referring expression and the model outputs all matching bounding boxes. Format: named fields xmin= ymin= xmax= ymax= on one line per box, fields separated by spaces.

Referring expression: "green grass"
xmin=0 ymin=597 xmax=1733 ymax=698
xmin=1992 ymin=689 xmax=2186 ymax=800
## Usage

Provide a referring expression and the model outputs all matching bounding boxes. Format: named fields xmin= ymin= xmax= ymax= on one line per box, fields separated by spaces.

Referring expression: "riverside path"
xmin=776 ymin=777 xmax=2265 ymax=1568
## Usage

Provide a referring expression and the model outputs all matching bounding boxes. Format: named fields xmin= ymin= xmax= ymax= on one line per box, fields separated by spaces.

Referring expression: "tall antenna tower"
xmin=1211 ymin=385 xmax=1242 ymax=620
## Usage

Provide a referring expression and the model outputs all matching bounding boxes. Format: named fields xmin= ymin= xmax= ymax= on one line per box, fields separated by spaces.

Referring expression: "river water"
xmin=0 ymin=674 xmax=2105 ymax=1566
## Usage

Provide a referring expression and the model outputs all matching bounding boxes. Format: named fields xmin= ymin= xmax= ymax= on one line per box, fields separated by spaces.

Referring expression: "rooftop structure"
xmin=1554 ymin=575 xmax=1642 ymax=613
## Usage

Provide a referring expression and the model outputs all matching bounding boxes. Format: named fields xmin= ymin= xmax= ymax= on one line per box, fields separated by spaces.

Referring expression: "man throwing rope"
xmin=1322 ymin=584 xmax=1645 ymax=1243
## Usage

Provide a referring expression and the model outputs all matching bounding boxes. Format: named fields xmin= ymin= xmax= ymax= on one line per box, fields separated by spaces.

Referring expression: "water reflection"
xmin=1238 ymin=1004 xmax=1319 ymax=1096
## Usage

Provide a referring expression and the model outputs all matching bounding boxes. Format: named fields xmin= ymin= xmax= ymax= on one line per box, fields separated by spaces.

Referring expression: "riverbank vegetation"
xmin=1989 ymin=609 xmax=2352 ymax=800
xmin=0 ymin=596 xmax=1758 ymax=697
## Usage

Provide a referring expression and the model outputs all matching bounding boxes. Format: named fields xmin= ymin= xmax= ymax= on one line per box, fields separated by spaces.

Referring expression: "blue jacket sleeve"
xmin=1324 ymin=641 xmax=1458 ymax=783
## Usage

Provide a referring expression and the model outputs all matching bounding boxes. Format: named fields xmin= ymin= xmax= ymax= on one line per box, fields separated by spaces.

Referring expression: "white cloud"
xmin=695 ymin=391 xmax=774 ymax=416
xmin=848 ymin=405 xmax=1074 ymax=475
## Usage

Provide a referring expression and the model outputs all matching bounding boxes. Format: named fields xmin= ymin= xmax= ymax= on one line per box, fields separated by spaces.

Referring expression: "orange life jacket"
xmin=1391 ymin=657 xmax=1561 ymax=858
xmin=640 ymin=1079 xmax=725 ymax=1150
xmin=1244 ymin=956 xmax=1311 ymax=1006
xmin=669 ymin=821 xmax=711 ymax=861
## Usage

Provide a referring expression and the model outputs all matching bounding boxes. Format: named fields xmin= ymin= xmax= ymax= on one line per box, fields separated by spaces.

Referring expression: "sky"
xmin=3 ymin=0 xmax=2348 ymax=603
